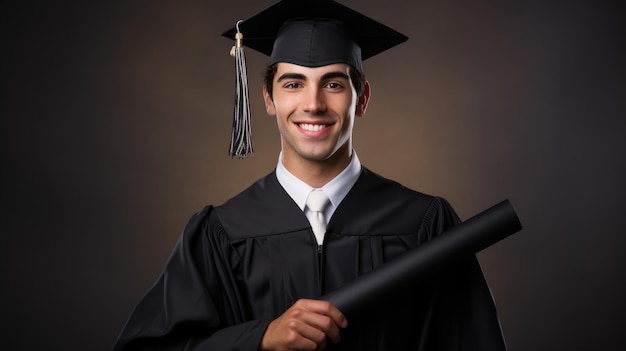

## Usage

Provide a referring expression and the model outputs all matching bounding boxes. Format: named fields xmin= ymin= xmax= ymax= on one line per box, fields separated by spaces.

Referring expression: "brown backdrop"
xmin=3 ymin=0 xmax=624 ymax=350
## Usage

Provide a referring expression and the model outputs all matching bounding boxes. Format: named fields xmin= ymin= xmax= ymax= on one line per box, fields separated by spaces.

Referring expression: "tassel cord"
xmin=229 ymin=20 xmax=253 ymax=158
xmin=233 ymin=45 xmax=251 ymax=156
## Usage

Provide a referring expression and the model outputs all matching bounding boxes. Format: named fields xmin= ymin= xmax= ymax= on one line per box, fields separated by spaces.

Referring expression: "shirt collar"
xmin=275 ymin=152 xmax=362 ymax=213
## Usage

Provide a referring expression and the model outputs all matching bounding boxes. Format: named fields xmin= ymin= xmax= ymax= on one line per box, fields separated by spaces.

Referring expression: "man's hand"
xmin=260 ymin=299 xmax=348 ymax=351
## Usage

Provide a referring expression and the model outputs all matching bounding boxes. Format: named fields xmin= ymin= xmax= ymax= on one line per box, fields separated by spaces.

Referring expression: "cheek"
xmin=340 ymin=99 xmax=357 ymax=120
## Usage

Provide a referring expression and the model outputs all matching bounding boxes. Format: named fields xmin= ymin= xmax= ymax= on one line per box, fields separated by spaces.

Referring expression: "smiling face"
xmin=264 ymin=62 xmax=370 ymax=183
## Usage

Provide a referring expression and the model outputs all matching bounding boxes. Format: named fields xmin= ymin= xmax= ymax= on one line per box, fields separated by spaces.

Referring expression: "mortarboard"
xmin=221 ymin=0 xmax=408 ymax=158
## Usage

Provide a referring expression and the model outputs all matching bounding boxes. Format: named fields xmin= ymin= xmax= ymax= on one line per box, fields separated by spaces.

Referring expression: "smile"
xmin=298 ymin=123 xmax=329 ymax=132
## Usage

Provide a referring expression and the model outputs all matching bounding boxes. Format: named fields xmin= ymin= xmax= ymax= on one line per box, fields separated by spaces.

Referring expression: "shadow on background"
xmin=3 ymin=0 xmax=624 ymax=350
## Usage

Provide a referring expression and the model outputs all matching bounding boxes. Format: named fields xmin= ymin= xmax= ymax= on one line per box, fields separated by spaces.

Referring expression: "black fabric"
xmin=269 ymin=18 xmax=363 ymax=71
xmin=221 ymin=0 xmax=408 ymax=69
xmin=114 ymin=167 xmax=506 ymax=350
xmin=323 ymin=200 xmax=521 ymax=322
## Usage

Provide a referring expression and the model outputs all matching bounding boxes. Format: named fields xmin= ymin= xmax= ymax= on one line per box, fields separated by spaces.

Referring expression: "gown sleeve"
xmin=113 ymin=206 xmax=270 ymax=351
xmin=419 ymin=197 xmax=507 ymax=351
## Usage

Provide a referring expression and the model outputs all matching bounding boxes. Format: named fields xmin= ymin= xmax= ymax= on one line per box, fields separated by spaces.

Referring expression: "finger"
xmin=294 ymin=309 xmax=341 ymax=344
xmin=296 ymin=299 xmax=348 ymax=328
xmin=290 ymin=319 xmax=329 ymax=349
xmin=262 ymin=316 xmax=320 ymax=351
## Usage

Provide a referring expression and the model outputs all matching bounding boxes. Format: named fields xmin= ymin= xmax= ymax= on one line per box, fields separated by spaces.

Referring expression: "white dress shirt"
xmin=275 ymin=152 xmax=362 ymax=244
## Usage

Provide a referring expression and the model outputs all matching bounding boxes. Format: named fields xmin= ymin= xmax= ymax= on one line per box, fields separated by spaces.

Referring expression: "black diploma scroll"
xmin=322 ymin=199 xmax=523 ymax=320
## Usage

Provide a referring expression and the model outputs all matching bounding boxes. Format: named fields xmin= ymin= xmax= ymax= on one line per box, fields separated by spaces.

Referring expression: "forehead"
xmin=274 ymin=62 xmax=351 ymax=79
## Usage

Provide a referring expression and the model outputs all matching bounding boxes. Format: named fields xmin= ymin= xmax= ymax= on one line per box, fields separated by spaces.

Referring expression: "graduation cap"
xmin=222 ymin=0 xmax=408 ymax=158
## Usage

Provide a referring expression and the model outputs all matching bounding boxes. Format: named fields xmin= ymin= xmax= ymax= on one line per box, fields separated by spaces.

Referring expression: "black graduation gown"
xmin=114 ymin=167 xmax=506 ymax=350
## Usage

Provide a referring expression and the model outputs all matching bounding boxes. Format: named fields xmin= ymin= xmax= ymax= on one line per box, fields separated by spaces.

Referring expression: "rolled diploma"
xmin=322 ymin=199 xmax=523 ymax=319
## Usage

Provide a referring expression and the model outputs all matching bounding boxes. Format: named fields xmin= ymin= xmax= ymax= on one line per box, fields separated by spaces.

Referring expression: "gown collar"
xmin=275 ymin=151 xmax=362 ymax=218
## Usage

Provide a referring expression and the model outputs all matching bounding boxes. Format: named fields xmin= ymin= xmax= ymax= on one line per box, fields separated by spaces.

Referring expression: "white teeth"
xmin=299 ymin=123 xmax=327 ymax=132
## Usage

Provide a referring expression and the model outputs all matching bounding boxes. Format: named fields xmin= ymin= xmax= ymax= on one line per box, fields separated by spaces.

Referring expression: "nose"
xmin=302 ymin=86 xmax=327 ymax=114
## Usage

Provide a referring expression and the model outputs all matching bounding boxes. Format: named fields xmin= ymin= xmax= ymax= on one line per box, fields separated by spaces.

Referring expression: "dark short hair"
xmin=263 ymin=63 xmax=366 ymax=100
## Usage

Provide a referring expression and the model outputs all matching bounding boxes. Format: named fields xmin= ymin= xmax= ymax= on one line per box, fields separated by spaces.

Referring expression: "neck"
xmin=282 ymin=145 xmax=352 ymax=188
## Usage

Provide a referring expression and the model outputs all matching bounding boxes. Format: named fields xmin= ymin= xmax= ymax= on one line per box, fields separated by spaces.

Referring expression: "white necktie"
xmin=306 ymin=189 xmax=330 ymax=245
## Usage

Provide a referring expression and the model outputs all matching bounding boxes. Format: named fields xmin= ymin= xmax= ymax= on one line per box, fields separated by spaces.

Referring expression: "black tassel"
xmin=229 ymin=20 xmax=253 ymax=158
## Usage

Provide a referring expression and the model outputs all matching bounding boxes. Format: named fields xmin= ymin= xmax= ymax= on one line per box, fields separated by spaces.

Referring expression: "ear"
xmin=263 ymin=85 xmax=276 ymax=116
xmin=356 ymin=81 xmax=371 ymax=117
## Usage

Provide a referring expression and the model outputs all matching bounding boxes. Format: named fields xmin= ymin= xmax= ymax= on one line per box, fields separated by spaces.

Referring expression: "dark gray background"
xmin=3 ymin=0 xmax=624 ymax=350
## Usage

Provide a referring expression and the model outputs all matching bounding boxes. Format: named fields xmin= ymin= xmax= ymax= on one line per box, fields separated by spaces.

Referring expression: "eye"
xmin=284 ymin=82 xmax=302 ymax=89
xmin=325 ymin=82 xmax=344 ymax=90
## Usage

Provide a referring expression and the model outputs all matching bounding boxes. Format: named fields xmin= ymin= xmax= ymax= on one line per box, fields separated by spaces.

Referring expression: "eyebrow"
xmin=276 ymin=71 xmax=350 ymax=83
xmin=276 ymin=73 xmax=306 ymax=82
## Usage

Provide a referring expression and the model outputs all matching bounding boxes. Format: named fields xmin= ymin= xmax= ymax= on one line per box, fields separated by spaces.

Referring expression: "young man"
xmin=115 ymin=1 xmax=507 ymax=350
